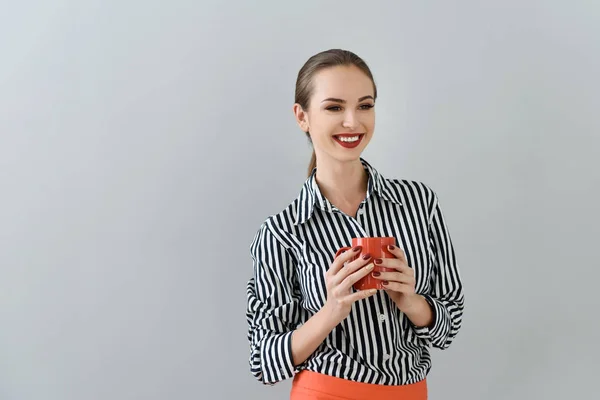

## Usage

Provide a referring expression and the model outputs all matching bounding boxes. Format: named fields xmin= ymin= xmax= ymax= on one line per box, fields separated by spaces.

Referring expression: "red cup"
xmin=335 ymin=237 xmax=397 ymax=290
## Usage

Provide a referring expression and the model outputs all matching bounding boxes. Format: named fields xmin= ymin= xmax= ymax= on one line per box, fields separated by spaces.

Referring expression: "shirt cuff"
xmin=411 ymin=294 xmax=450 ymax=346
xmin=259 ymin=331 xmax=296 ymax=384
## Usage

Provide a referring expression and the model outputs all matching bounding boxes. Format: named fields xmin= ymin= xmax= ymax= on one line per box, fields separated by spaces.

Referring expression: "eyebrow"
xmin=321 ymin=95 xmax=375 ymax=103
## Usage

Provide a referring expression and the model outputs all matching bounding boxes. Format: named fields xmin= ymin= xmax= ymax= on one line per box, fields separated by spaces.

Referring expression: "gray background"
xmin=1 ymin=1 xmax=599 ymax=399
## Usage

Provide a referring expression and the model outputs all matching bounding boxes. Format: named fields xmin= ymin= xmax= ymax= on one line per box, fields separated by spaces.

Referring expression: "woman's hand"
xmin=371 ymin=245 xmax=420 ymax=312
xmin=323 ymin=246 xmax=378 ymax=325
xmin=290 ymin=247 xmax=377 ymax=367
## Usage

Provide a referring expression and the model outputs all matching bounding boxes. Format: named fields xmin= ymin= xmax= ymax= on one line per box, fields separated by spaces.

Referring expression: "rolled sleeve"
xmin=412 ymin=192 xmax=465 ymax=349
xmin=246 ymin=222 xmax=301 ymax=385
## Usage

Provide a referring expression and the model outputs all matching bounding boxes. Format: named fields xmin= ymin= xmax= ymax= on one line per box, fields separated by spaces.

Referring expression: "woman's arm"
xmin=411 ymin=191 xmax=465 ymax=349
xmin=246 ymin=223 xmax=302 ymax=385
xmin=290 ymin=304 xmax=338 ymax=366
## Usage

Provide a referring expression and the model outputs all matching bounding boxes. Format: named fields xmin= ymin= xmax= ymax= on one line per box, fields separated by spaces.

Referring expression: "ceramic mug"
xmin=335 ymin=237 xmax=397 ymax=290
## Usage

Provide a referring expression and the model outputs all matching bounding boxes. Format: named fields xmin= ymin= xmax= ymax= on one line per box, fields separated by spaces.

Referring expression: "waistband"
xmin=290 ymin=370 xmax=427 ymax=400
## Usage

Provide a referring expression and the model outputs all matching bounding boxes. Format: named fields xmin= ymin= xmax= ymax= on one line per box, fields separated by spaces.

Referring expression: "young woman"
xmin=245 ymin=49 xmax=464 ymax=400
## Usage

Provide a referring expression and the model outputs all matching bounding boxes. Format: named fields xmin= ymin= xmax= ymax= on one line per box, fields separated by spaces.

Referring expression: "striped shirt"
xmin=245 ymin=158 xmax=464 ymax=386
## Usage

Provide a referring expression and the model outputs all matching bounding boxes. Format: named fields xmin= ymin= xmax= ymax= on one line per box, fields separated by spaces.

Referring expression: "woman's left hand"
xmin=373 ymin=245 xmax=419 ymax=312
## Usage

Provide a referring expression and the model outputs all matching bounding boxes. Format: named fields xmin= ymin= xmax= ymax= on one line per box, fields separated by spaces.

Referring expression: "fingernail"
xmin=372 ymin=271 xmax=381 ymax=277
xmin=382 ymin=280 xmax=389 ymax=285
xmin=353 ymin=246 xmax=362 ymax=252
xmin=365 ymin=263 xmax=374 ymax=270
xmin=388 ymin=245 xmax=395 ymax=250
xmin=362 ymin=253 xmax=371 ymax=260
xmin=374 ymin=258 xmax=383 ymax=265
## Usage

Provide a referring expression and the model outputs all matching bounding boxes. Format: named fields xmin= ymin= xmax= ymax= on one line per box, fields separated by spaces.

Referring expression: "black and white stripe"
xmin=246 ymin=158 xmax=464 ymax=386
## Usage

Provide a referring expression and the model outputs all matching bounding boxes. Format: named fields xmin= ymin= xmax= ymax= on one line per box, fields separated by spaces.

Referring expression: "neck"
xmin=314 ymin=156 xmax=368 ymax=205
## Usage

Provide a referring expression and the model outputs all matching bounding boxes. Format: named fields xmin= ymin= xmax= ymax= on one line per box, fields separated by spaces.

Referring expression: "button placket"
xmin=356 ymin=204 xmax=366 ymax=227
xmin=344 ymin=206 xmax=368 ymax=237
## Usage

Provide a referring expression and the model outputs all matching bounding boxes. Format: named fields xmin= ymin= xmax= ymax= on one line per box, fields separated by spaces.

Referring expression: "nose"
xmin=342 ymin=110 xmax=359 ymax=130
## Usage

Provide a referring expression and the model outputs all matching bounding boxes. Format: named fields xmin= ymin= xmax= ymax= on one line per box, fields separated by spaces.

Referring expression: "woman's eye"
xmin=326 ymin=104 xmax=374 ymax=111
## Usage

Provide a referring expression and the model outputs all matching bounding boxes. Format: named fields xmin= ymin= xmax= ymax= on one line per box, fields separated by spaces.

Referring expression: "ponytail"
xmin=307 ymin=149 xmax=316 ymax=177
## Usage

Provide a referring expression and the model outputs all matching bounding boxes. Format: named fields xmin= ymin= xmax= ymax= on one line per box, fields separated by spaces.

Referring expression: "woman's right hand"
xmin=323 ymin=246 xmax=377 ymax=325
xmin=288 ymin=246 xmax=377 ymax=367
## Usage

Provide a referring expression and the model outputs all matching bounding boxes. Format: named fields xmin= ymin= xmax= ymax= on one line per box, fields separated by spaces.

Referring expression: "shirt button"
xmin=379 ymin=314 xmax=386 ymax=322
xmin=383 ymin=354 xmax=390 ymax=361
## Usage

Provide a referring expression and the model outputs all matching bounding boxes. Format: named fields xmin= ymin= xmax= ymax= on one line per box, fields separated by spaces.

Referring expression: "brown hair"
xmin=294 ymin=49 xmax=378 ymax=177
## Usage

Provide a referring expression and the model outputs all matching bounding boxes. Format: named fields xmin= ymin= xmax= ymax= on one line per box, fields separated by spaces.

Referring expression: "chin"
xmin=333 ymin=149 xmax=365 ymax=163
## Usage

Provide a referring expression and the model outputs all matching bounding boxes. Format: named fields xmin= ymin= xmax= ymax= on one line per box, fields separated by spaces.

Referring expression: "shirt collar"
xmin=293 ymin=158 xmax=403 ymax=225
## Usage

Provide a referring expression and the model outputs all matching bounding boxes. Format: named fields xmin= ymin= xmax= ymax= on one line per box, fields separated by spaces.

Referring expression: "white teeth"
xmin=338 ymin=135 xmax=360 ymax=142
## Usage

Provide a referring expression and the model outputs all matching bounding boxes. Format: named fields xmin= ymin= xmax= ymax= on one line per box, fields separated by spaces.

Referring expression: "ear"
xmin=292 ymin=103 xmax=309 ymax=133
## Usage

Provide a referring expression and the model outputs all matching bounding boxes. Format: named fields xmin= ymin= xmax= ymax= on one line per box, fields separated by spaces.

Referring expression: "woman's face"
xmin=295 ymin=65 xmax=376 ymax=164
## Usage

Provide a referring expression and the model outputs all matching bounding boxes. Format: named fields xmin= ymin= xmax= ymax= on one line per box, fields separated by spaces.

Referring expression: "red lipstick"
xmin=333 ymin=133 xmax=364 ymax=149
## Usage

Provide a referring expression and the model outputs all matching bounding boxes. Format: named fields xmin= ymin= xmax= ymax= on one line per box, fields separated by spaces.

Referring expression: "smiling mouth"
xmin=333 ymin=134 xmax=365 ymax=148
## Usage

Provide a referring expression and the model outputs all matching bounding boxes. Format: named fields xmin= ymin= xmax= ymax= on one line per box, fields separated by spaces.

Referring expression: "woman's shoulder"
xmin=379 ymin=173 xmax=438 ymax=207
xmin=364 ymin=158 xmax=438 ymax=204
xmin=387 ymin=176 xmax=436 ymax=193
xmin=250 ymin=201 xmax=299 ymax=247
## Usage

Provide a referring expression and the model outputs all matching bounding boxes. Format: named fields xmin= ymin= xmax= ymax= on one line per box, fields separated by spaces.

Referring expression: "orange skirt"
xmin=290 ymin=370 xmax=427 ymax=400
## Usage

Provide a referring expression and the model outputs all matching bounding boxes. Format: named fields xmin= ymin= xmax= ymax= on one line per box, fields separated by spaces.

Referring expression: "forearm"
xmin=402 ymin=294 xmax=434 ymax=328
xmin=291 ymin=304 xmax=338 ymax=366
